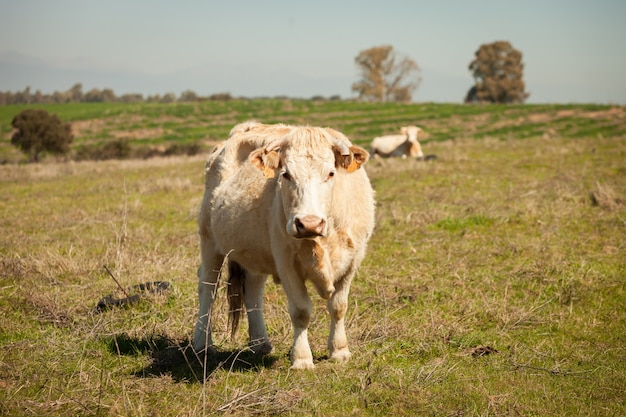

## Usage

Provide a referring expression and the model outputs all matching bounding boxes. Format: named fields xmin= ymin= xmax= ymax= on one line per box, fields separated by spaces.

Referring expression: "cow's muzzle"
xmin=293 ymin=215 xmax=326 ymax=238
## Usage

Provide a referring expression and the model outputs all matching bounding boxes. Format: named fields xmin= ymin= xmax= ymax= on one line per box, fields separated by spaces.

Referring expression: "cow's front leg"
xmin=282 ymin=277 xmax=314 ymax=369
xmin=327 ymin=273 xmax=353 ymax=362
xmin=244 ymin=272 xmax=272 ymax=355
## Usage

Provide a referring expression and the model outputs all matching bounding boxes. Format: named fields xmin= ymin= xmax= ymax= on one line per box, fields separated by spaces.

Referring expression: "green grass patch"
xmin=434 ymin=215 xmax=496 ymax=232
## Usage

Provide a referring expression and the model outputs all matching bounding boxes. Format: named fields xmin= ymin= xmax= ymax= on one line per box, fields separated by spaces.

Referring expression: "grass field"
xmin=1 ymin=100 xmax=625 ymax=416
xmin=1 ymin=100 xmax=624 ymax=162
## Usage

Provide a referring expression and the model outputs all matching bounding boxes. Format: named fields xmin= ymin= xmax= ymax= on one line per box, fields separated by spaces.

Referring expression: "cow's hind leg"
xmin=193 ymin=239 xmax=224 ymax=355
xmin=327 ymin=273 xmax=354 ymax=362
xmin=243 ymin=272 xmax=272 ymax=355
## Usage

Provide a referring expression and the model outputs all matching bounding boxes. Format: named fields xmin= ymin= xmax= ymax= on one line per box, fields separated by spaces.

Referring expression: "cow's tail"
xmin=227 ymin=260 xmax=245 ymax=340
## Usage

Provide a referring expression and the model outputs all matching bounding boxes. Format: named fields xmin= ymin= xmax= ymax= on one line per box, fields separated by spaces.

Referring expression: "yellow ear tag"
xmin=346 ymin=159 xmax=359 ymax=173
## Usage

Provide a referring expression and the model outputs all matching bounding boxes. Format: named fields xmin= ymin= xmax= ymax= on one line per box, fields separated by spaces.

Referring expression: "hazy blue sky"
xmin=1 ymin=0 xmax=625 ymax=103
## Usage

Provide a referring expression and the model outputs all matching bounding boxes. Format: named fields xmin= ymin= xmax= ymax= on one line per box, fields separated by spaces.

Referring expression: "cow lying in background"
xmin=370 ymin=125 xmax=424 ymax=159
xmin=193 ymin=121 xmax=375 ymax=369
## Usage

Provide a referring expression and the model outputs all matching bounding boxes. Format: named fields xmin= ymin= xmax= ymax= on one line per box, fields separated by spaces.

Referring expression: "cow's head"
xmin=404 ymin=125 xmax=422 ymax=142
xmin=250 ymin=126 xmax=368 ymax=239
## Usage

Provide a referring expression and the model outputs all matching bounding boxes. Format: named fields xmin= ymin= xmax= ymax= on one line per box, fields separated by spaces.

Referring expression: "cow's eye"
xmin=282 ymin=171 xmax=292 ymax=181
xmin=326 ymin=171 xmax=336 ymax=181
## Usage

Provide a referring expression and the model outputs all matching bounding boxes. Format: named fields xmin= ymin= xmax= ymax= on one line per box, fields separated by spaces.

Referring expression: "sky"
xmin=1 ymin=0 xmax=625 ymax=104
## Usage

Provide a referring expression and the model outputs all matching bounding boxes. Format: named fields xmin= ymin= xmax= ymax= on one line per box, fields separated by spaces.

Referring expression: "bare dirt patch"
xmin=580 ymin=106 xmax=626 ymax=119
xmin=71 ymin=119 xmax=106 ymax=137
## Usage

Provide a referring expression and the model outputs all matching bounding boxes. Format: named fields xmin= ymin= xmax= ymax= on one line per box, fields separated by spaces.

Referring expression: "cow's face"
xmin=251 ymin=127 xmax=368 ymax=239
xmin=406 ymin=125 xmax=422 ymax=142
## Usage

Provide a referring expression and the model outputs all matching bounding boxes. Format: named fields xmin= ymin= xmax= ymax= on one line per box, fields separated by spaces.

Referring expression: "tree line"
xmin=2 ymin=40 xmax=527 ymax=106
xmin=0 ymin=85 xmax=233 ymax=106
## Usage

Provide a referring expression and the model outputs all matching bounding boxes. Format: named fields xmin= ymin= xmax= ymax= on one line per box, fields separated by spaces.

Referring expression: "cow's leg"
xmin=281 ymin=277 xmax=314 ymax=369
xmin=193 ymin=238 xmax=223 ymax=354
xmin=243 ymin=272 xmax=272 ymax=355
xmin=327 ymin=273 xmax=354 ymax=362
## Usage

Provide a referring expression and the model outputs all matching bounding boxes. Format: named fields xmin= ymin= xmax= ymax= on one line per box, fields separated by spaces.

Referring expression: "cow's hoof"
xmin=290 ymin=359 xmax=315 ymax=370
xmin=329 ymin=348 xmax=352 ymax=362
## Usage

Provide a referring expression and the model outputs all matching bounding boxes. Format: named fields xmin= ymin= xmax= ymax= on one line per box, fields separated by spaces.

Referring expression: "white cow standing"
xmin=193 ymin=121 xmax=375 ymax=369
xmin=370 ymin=125 xmax=424 ymax=159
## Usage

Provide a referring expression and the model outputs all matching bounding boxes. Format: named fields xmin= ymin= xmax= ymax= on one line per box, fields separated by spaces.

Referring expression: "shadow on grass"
xmin=103 ymin=333 xmax=280 ymax=383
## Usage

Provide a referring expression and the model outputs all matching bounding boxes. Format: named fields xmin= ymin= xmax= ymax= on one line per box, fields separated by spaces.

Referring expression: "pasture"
xmin=1 ymin=100 xmax=625 ymax=416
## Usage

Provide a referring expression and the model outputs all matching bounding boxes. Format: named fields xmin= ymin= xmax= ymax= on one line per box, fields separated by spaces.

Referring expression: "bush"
xmin=74 ymin=140 xmax=131 ymax=161
xmin=208 ymin=92 xmax=232 ymax=101
xmin=163 ymin=142 xmax=202 ymax=157
xmin=10 ymin=109 xmax=73 ymax=162
xmin=74 ymin=140 xmax=203 ymax=161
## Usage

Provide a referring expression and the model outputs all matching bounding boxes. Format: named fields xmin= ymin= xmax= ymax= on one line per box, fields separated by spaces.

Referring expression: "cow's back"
xmin=371 ymin=134 xmax=407 ymax=156
xmin=200 ymin=124 xmax=288 ymax=276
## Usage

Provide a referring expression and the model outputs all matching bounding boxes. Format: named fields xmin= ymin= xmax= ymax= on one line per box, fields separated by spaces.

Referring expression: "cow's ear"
xmin=339 ymin=146 xmax=370 ymax=172
xmin=250 ymin=145 xmax=282 ymax=178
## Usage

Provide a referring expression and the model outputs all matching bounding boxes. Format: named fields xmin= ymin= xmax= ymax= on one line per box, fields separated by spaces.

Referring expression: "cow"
xmin=193 ymin=121 xmax=375 ymax=369
xmin=370 ymin=125 xmax=424 ymax=159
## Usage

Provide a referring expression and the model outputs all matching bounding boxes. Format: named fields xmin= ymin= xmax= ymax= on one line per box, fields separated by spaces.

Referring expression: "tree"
xmin=352 ymin=45 xmax=421 ymax=103
xmin=84 ymin=88 xmax=104 ymax=102
xmin=161 ymin=93 xmax=176 ymax=103
xmin=179 ymin=90 xmax=198 ymax=102
xmin=10 ymin=109 xmax=73 ymax=162
xmin=466 ymin=41 xmax=529 ymax=104
xmin=68 ymin=83 xmax=83 ymax=102
xmin=100 ymin=88 xmax=116 ymax=102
